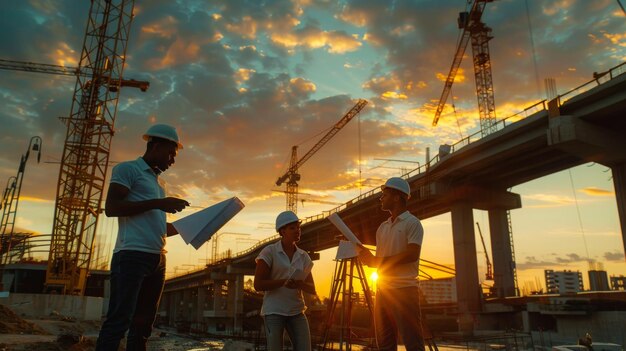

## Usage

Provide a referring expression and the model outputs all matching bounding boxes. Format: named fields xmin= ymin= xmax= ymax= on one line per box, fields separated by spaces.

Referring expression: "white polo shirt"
xmin=376 ymin=210 xmax=424 ymax=289
xmin=110 ymin=157 xmax=168 ymax=254
xmin=256 ymin=240 xmax=314 ymax=316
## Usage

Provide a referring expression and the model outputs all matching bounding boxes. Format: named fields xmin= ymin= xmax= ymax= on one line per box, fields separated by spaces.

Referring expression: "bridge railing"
xmin=218 ymin=61 xmax=626 ymax=263
xmin=233 ymin=234 xmax=280 ymax=258
xmin=557 ymin=61 xmax=626 ymax=106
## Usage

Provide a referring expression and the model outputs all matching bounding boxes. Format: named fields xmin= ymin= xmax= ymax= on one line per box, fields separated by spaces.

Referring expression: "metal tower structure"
xmin=275 ymin=99 xmax=368 ymax=213
xmin=432 ymin=0 xmax=497 ymax=136
xmin=432 ymin=0 xmax=519 ymax=296
xmin=0 ymin=137 xmax=42 ymax=264
xmin=45 ymin=0 xmax=139 ymax=295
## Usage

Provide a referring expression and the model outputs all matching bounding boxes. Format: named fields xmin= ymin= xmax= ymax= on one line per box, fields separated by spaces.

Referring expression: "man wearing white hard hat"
xmin=254 ymin=211 xmax=317 ymax=351
xmin=358 ymin=177 xmax=425 ymax=351
xmin=96 ymin=124 xmax=190 ymax=351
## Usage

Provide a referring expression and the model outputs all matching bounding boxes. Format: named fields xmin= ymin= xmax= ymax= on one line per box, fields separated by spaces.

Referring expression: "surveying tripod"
xmin=320 ymin=256 xmax=375 ymax=351
xmin=319 ymin=256 xmax=439 ymax=351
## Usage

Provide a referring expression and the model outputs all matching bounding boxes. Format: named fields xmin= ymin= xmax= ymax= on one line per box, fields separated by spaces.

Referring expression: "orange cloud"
xmin=271 ymin=29 xmax=362 ymax=54
xmin=50 ymin=42 xmax=78 ymax=67
xmin=289 ymin=78 xmax=316 ymax=93
xmin=146 ymin=38 xmax=207 ymax=69
xmin=602 ymin=32 xmax=626 ymax=46
xmin=381 ymin=91 xmax=408 ymax=100
xmin=542 ymin=0 xmax=574 ymax=16
xmin=579 ymin=187 xmax=613 ymax=196
xmin=225 ymin=16 xmax=259 ymax=39
xmin=235 ymin=68 xmax=256 ymax=84
xmin=18 ymin=196 xmax=54 ymax=203
xmin=523 ymin=193 xmax=575 ymax=208
xmin=141 ymin=16 xmax=178 ymax=38
xmin=339 ymin=9 xmax=369 ymax=27
xmin=436 ymin=67 xmax=466 ymax=83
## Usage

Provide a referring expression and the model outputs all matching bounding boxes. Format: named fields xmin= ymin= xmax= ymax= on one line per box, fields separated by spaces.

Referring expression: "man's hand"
xmin=159 ymin=197 xmax=190 ymax=213
xmin=358 ymin=248 xmax=376 ymax=267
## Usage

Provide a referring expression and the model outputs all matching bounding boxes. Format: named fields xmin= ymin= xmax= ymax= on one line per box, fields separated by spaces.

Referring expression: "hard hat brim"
xmin=143 ymin=134 xmax=184 ymax=150
xmin=381 ymin=184 xmax=411 ymax=199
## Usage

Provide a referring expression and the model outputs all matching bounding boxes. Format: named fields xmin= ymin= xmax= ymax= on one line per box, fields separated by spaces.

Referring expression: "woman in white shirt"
xmin=254 ymin=211 xmax=317 ymax=351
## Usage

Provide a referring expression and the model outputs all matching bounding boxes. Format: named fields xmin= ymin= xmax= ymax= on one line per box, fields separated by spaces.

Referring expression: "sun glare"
xmin=370 ymin=271 xmax=378 ymax=282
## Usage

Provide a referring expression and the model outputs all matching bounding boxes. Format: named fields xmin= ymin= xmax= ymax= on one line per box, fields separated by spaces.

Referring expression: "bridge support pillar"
xmin=183 ymin=289 xmax=192 ymax=322
xmin=214 ymin=280 xmax=226 ymax=313
xmin=167 ymin=291 xmax=182 ymax=327
xmin=488 ymin=209 xmax=517 ymax=297
xmin=230 ymin=274 xmax=244 ymax=335
xmin=612 ymin=163 xmax=626 ymax=261
xmin=197 ymin=286 xmax=206 ymax=327
xmin=451 ymin=202 xmax=481 ymax=334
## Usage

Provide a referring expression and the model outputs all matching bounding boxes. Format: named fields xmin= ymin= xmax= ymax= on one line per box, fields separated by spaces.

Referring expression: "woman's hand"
xmin=284 ymin=279 xmax=303 ymax=289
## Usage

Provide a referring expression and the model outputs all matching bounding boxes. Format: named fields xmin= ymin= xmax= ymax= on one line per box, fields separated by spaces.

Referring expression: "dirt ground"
xmin=0 ymin=304 xmax=225 ymax=351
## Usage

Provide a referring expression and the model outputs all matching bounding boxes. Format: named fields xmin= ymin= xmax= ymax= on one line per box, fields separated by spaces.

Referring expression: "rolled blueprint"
xmin=328 ymin=213 xmax=362 ymax=245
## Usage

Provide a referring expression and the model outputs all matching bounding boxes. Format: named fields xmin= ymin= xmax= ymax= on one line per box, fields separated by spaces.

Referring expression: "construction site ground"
xmin=0 ymin=304 xmax=229 ymax=351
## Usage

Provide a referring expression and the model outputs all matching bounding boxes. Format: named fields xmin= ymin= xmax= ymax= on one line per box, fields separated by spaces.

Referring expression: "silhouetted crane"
xmin=275 ymin=99 xmax=367 ymax=213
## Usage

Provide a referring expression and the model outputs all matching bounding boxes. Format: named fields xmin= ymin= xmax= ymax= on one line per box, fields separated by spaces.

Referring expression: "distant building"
xmin=420 ymin=277 xmax=457 ymax=304
xmin=588 ymin=270 xmax=610 ymax=291
xmin=610 ymin=276 xmax=626 ymax=291
xmin=544 ymin=270 xmax=583 ymax=294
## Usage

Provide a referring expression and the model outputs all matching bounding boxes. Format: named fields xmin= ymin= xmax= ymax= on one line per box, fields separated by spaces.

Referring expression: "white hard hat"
xmin=143 ymin=124 xmax=183 ymax=149
xmin=275 ymin=211 xmax=300 ymax=231
xmin=381 ymin=177 xmax=411 ymax=198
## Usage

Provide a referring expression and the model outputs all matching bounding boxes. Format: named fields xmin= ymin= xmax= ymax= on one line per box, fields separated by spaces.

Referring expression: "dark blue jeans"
xmin=375 ymin=286 xmax=425 ymax=351
xmin=264 ymin=313 xmax=311 ymax=351
xmin=96 ymin=250 xmax=166 ymax=351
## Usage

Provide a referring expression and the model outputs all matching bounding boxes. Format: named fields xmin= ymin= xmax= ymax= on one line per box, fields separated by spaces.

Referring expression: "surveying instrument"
xmin=319 ymin=241 xmax=375 ymax=351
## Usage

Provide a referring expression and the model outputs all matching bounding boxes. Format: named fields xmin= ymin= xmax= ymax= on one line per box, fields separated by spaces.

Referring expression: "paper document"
xmin=328 ymin=213 xmax=362 ymax=245
xmin=173 ymin=197 xmax=245 ymax=249
xmin=335 ymin=240 xmax=359 ymax=259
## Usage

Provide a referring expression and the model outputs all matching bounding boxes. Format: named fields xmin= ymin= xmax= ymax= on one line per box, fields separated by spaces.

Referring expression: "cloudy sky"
xmin=1 ymin=0 xmax=625 ymax=297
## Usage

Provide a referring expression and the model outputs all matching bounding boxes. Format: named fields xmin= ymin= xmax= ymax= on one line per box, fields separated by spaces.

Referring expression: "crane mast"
xmin=432 ymin=0 xmax=519 ymax=296
xmin=276 ymin=99 xmax=368 ymax=213
xmin=45 ymin=0 xmax=138 ymax=295
xmin=475 ymin=222 xmax=493 ymax=281
xmin=432 ymin=0 xmax=497 ymax=136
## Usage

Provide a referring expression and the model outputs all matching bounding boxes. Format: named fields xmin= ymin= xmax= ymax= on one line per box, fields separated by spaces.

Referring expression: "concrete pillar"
xmin=197 ymin=286 xmax=206 ymax=325
xmin=451 ymin=202 xmax=481 ymax=334
xmin=612 ymin=163 xmax=626 ymax=260
xmin=231 ymin=274 xmax=244 ymax=335
xmin=159 ymin=292 xmax=169 ymax=325
xmin=488 ymin=208 xmax=517 ymax=297
xmin=182 ymin=289 xmax=192 ymax=322
xmin=213 ymin=280 xmax=225 ymax=312
xmin=168 ymin=292 xmax=176 ymax=327
xmin=173 ymin=291 xmax=182 ymax=325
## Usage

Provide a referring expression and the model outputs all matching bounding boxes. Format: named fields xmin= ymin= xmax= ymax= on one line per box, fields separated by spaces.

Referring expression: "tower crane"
xmin=1 ymin=4 xmax=150 ymax=295
xmin=271 ymin=189 xmax=342 ymax=207
xmin=475 ymin=222 xmax=493 ymax=281
xmin=0 ymin=59 xmax=149 ymax=91
xmin=40 ymin=0 xmax=141 ymax=295
xmin=432 ymin=0 xmax=519 ymax=296
xmin=275 ymin=99 xmax=368 ymax=213
xmin=0 ymin=137 xmax=42 ymax=264
xmin=432 ymin=0 xmax=497 ymax=136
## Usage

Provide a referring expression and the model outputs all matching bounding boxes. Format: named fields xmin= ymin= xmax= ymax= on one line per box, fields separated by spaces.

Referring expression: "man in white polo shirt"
xmin=96 ymin=124 xmax=189 ymax=351
xmin=358 ymin=177 xmax=425 ymax=351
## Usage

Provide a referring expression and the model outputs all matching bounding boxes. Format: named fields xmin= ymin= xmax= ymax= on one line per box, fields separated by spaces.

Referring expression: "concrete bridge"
xmin=159 ymin=62 xmax=626 ymax=335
